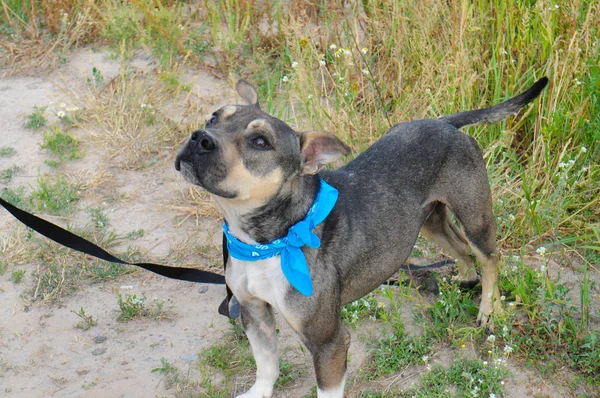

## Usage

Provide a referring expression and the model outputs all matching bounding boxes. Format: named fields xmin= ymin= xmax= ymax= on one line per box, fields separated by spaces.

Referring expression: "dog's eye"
xmin=249 ymin=135 xmax=272 ymax=150
xmin=206 ymin=113 xmax=218 ymax=127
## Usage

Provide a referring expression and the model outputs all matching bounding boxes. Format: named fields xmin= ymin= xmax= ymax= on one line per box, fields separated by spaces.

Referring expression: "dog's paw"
xmin=235 ymin=380 xmax=274 ymax=398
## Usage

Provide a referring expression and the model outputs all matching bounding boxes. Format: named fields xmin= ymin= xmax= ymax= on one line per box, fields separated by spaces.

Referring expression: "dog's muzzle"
xmin=175 ymin=129 xmax=216 ymax=171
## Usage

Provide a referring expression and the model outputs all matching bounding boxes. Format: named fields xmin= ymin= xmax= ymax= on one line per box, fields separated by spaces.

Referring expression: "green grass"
xmin=30 ymin=174 xmax=80 ymax=215
xmin=23 ymin=105 xmax=48 ymax=130
xmin=71 ymin=307 xmax=98 ymax=330
xmin=39 ymin=125 xmax=82 ymax=167
xmin=11 ymin=269 xmax=25 ymax=283
xmin=0 ymin=146 xmax=16 ymax=157
xmin=0 ymin=166 xmax=23 ymax=184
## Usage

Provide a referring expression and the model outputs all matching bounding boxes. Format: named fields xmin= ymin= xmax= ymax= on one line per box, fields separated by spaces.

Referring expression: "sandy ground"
xmin=0 ymin=48 xmax=591 ymax=397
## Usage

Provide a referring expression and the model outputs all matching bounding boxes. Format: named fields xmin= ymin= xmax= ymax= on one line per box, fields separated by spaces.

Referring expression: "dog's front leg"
xmin=237 ymin=300 xmax=279 ymax=398
xmin=301 ymin=319 xmax=350 ymax=398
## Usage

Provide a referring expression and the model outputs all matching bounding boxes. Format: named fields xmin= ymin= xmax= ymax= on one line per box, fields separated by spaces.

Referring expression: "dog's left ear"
xmin=236 ymin=80 xmax=260 ymax=108
xmin=300 ymin=131 xmax=351 ymax=175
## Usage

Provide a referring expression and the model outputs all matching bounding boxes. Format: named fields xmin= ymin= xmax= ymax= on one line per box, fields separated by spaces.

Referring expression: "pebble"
xmin=92 ymin=348 xmax=107 ymax=356
xmin=198 ymin=285 xmax=209 ymax=294
xmin=94 ymin=336 xmax=107 ymax=344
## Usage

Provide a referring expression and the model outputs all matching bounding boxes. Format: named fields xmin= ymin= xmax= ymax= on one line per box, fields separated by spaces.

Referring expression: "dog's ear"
xmin=236 ymin=80 xmax=260 ymax=108
xmin=300 ymin=131 xmax=351 ymax=175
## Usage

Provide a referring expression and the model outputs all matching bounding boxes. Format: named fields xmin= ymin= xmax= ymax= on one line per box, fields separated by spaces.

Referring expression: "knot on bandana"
xmin=223 ymin=179 xmax=338 ymax=297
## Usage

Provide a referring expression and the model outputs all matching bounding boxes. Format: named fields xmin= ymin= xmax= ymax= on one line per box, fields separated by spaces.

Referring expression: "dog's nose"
xmin=190 ymin=130 xmax=216 ymax=152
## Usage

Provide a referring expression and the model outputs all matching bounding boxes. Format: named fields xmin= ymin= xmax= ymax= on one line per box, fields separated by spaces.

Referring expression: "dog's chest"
xmin=227 ymin=255 xmax=288 ymax=309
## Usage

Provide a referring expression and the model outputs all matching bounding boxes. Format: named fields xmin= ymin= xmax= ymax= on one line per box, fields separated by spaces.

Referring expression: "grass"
xmin=0 ymin=165 xmax=23 ymax=184
xmin=39 ymin=125 xmax=82 ymax=167
xmin=0 ymin=0 xmax=598 ymax=395
xmin=23 ymin=105 xmax=48 ymax=129
xmin=71 ymin=307 xmax=97 ymax=330
xmin=0 ymin=146 xmax=16 ymax=157
xmin=115 ymin=293 xmax=175 ymax=322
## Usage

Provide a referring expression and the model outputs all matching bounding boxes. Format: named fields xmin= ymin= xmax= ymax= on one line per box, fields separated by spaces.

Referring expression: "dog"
xmin=175 ymin=77 xmax=548 ymax=397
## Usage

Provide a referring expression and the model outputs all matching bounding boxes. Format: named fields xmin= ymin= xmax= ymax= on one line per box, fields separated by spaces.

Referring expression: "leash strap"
xmin=0 ymin=197 xmax=225 ymax=285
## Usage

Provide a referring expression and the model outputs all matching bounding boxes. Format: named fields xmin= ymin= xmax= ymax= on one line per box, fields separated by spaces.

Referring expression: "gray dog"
xmin=175 ymin=77 xmax=548 ymax=397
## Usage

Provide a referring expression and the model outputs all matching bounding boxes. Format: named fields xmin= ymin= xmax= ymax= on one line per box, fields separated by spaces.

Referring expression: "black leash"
xmin=0 ymin=197 xmax=226 ymax=285
xmin=1 ymin=197 xmax=456 ymax=320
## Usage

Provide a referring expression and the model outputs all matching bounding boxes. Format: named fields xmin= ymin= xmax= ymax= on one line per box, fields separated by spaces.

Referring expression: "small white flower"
xmin=504 ymin=345 xmax=514 ymax=354
xmin=307 ymin=94 xmax=314 ymax=99
xmin=291 ymin=61 xmax=298 ymax=68
xmin=281 ymin=75 xmax=289 ymax=82
xmin=508 ymin=214 xmax=516 ymax=221
xmin=487 ymin=334 xmax=496 ymax=343
xmin=343 ymin=49 xmax=351 ymax=56
xmin=490 ymin=393 xmax=497 ymax=398
xmin=59 ymin=102 xmax=67 ymax=108
xmin=425 ymin=88 xmax=431 ymax=93
xmin=483 ymin=361 xmax=488 ymax=366
xmin=329 ymin=44 xmax=337 ymax=50
xmin=500 ymin=48 xmax=508 ymax=55
xmin=361 ymin=47 xmax=368 ymax=54
xmin=57 ymin=111 xmax=65 ymax=118
xmin=500 ymin=380 xmax=505 ymax=385
xmin=319 ymin=60 xmax=326 ymax=66
xmin=536 ymin=246 xmax=547 ymax=256
xmin=362 ymin=68 xmax=370 ymax=75
xmin=141 ymin=103 xmax=148 ymax=108
xmin=500 ymin=295 xmax=506 ymax=301
xmin=581 ymin=146 xmax=587 ymax=153
xmin=422 ymin=355 xmax=429 ymax=362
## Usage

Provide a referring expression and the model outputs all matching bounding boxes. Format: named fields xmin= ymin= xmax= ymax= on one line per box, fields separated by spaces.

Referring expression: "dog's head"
xmin=175 ymin=80 xmax=350 ymax=206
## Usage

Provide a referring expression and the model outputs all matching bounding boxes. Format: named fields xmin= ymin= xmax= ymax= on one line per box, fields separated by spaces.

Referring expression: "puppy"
xmin=175 ymin=77 xmax=548 ymax=397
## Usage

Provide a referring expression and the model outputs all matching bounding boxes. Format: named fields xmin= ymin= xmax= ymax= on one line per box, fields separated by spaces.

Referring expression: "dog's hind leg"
xmin=421 ymin=202 xmax=479 ymax=287
xmin=237 ymin=301 xmax=279 ymax=398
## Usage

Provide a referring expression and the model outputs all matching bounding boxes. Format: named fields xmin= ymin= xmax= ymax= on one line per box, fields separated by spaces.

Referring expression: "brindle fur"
xmin=175 ymin=77 xmax=548 ymax=397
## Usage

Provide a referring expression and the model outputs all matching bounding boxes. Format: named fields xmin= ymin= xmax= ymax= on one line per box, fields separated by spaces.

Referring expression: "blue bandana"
xmin=223 ymin=179 xmax=338 ymax=296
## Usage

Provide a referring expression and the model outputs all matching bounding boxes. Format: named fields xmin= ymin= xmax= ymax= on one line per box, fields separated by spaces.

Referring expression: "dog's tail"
xmin=438 ymin=77 xmax=549 ymax=129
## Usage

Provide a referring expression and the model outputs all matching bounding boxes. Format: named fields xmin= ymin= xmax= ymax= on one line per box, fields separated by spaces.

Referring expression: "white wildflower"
xmin=361 ymin=47 xmax=368 ymax=54
xmin=281 ymin=75 xmax=289 ymax=82
xmin=329 ymin=44 xmax=337 ymax=50
xmin=319 ymin=60 xmax=326 ymax=66
xmin=362 ymin=68 xmax=370 ymax=75
xmin=291 ymin=61 xmax=298 ymax=68
xmin=504 ymin=345 xmax=514 ymax=354
xmin=536 ymin=246 xmax=547 ymax=256
xmin=487 ymin=334 xmax=496 ymax=343
xmin=57 ymin=111 xmax=65 ymax=118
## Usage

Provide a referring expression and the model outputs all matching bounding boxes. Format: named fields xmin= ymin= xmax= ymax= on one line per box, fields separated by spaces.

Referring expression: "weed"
xmin=366 ymin=287 xmax=432 ymax=379
xmin=87 ymin=66 xmax=104 ymax=88
xmin=125 ymin=229 xmax=144 ymax=240
xmin=115 ymin=293 xmax=146 ymax=322
xmin=30 ymin=174 xmax=80 ymax=215
xmin=11 ymin=269 xmax=25 ymax=283
xmin=0 ymin=147 xmax=16 ymax=157
xmin=341 ymin=292 xmax=386 ymax=327
xmin=87 ymin=207 xmax=109 ymax=229
xmin=0 ymin=260 xmax=4 ymax=275
xmin=0 ymin=186 xmax=30 ymax=210
xmin=40 ymin=125 xmax=81 ymax=166
xmin=71 ymin=307 xmax=97 ymax=330
xmin=0 ymin=166 xmax=23 ymax=184
xmin=23 ymin=106 xmax=48 ymax=129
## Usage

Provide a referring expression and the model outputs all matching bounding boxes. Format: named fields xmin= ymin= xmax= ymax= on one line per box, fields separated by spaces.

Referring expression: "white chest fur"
xmin=226 ymin=255 xmax=290 ymax=311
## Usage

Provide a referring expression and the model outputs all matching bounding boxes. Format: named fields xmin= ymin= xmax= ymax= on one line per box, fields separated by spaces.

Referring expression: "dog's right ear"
xmin=300 ymin=131 xmax=351 ymax=175
xmin=236 ymin=80 xmax=260 ymax=108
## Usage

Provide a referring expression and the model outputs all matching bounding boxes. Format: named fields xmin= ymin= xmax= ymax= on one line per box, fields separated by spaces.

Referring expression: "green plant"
xmin=0 ymin=166 xmax=23 ymax=184
xmin=10 ymin=269 xmax=25 ymax=283
xmin=23 ymin=105 xmax=48 ymax=129
xmin=30 ymin=174 xmax=80 ymax=215
xmin=71 ymin=307 xmax=98 ymax=330
xmin=341 ymin=292 xmax=386 ymax=327
xmin=115 ymin=293 xmax=146 ymax=321
xmin=87 ymin=207 xmax=109 ymax=229
xmin=40 ymin=125 xmax=82 ymax=166
xmin=0 ymin=147 xmax=16 ymax=157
